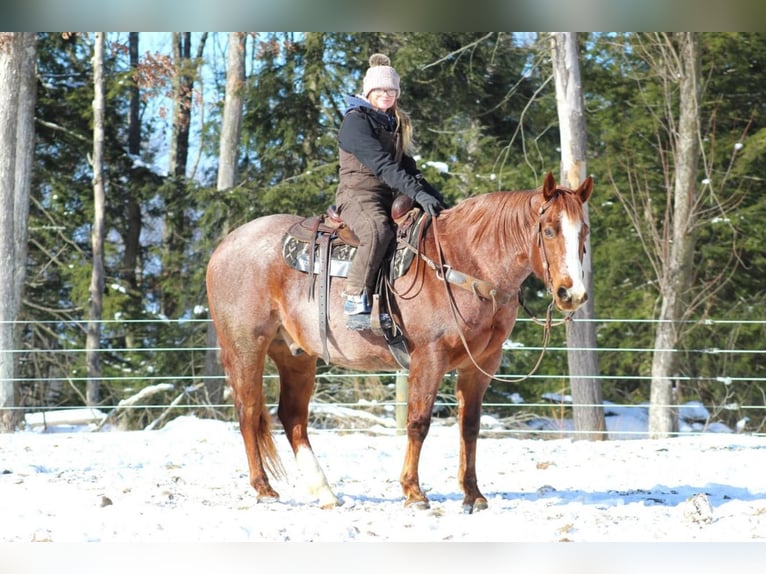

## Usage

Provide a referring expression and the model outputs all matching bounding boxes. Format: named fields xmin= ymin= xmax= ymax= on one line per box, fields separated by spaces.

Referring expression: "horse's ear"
xmin=578 ymin=176 xmax=593 ymax=204
xmin=542 ymin=171 xmax=557 ymax=200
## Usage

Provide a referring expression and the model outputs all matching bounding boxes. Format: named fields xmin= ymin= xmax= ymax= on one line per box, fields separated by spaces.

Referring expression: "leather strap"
xmin=306 ymin=218 xmax=321 ymax=300
xmin=441 ymin=267 xmax=514 ymax=307
xmin=370 ymin=294 xmax=383 ymax=336
xmin=316 ymin=234 xmax=332 ymax=364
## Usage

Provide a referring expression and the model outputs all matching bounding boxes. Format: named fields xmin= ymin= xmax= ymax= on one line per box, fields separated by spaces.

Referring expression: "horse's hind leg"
xmin=222 ymin=341 xmax=283 ymax=502
xmin=269 ymin=339 xmax=340 ymax=508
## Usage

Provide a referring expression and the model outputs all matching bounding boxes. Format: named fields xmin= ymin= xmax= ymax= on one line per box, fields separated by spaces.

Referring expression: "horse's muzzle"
xmin=555 ymin=286 xmax=588 ymax=311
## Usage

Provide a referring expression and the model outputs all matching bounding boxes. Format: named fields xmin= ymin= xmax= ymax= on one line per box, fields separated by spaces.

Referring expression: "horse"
xmin=205 ymin=171 xmax=593 ymax=513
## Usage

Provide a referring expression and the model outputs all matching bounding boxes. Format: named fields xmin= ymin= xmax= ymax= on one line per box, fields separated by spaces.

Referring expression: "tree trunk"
xmin=13 ymin=33 xmax=36 ymax=324
xmin=170 ymin=33 xmax=192 ymax=180
xmin=649 ymin=33 xmax=701 ymax=438
xmin=162 ymin=32 xmax=207 ymax=319
xmin=0 ymin=33 xmax=36 ymax=431
xmin=86 ymin=32 xmax=107 ymax=406
xmin=550 ymin=32 xmax=605 ymax=440
xmin=204 ymin=32 xmax=246 ymax=407
xmin=122 ymin=32 xmax=142 ymax=349
xmin=216 ymin=32 xmax=246 ymax=196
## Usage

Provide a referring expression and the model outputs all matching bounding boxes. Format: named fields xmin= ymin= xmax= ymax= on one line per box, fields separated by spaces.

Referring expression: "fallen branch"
xmin=309 ymin=404 xmax=396 ymax=429
xmin=92 ymin=383 xmax=175 ymax=431
xmin=144 ymin=383 xmax=205 ymax=431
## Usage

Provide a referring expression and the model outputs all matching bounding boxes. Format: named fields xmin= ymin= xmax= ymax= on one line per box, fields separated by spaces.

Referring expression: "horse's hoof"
xmin=404 ymin=498 xmax=430 ymax=510
xmin=462 ymin=498 xmax=489 ymax=514
xmin=318 ymin=495 xmax=342 ymax=509
xmin=256 ymin=494 xmax=280 ymax=504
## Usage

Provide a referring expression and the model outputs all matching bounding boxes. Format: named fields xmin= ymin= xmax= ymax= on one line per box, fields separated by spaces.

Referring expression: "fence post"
xmin=395 ymin=370 xmax=408 ymax=434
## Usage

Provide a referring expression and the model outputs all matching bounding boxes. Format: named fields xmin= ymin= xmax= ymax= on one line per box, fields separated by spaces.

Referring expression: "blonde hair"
xmin=393 ymin=104 xmax=414 ymax=155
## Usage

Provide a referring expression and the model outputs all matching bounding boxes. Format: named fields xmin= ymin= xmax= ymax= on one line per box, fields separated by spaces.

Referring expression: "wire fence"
xmin=4 ymin=316 xmax=765 ymax=438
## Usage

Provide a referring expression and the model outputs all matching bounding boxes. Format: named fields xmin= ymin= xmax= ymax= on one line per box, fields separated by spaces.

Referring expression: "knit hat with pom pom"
xmin=362 ymin=53 xmax=400 ymax=97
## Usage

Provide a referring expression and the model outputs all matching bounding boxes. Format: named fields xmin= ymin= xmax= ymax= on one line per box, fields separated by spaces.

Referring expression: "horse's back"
xmin=210 ymin=214 xmax=299 ymax=265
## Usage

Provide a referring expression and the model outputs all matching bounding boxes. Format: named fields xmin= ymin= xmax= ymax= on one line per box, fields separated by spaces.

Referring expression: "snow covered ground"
xmin=1 ymin=413 xmax=764 ymax=547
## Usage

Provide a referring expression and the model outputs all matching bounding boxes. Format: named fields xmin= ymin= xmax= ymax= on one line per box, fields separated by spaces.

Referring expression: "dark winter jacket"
xmin=337 ymin=94 xmax=425 ymax=200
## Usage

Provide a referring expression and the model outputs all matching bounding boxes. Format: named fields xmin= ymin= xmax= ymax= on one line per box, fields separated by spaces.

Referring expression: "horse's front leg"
xmin=399 ymin=368 xmax=441 ymax=509
xmin=456 ymin=366 xmax=492 ymax=513
xmin=270 ymin=342 xmax=340 ymax=509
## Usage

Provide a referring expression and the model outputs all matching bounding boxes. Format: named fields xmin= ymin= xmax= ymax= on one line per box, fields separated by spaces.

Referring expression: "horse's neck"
xmin=435 ymin=192 xmax=539 ymax=291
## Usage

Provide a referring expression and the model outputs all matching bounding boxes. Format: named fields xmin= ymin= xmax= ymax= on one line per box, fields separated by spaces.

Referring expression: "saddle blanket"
xmin=281 ymin=233 xmax=415 ymax=279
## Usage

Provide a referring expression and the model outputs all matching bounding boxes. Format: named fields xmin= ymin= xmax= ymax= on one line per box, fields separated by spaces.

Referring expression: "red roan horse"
xmin=206 ymin=172 xmax=592 ymax=513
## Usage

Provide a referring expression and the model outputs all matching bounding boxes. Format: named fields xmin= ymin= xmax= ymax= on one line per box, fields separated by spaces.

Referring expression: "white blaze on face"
xmin=561 ymin=211 xmax=586 ymax=298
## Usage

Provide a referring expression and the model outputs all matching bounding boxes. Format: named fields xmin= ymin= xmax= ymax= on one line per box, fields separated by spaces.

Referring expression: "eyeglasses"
xmin=371 ymin=88 xmax=398 ymax=97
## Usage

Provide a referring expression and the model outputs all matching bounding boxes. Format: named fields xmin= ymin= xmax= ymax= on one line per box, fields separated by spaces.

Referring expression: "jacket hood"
xmin=343 ymin=93 xmax=374 ymax=114
xmin=343 ymin=94 xmax=395 ymax=130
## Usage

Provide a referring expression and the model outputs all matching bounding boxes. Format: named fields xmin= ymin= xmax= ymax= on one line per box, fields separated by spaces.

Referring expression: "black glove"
xmin=415 ymin=174 xmax=447 ymax=205
xmin=415 ymin=190 xmax=445 ymax=217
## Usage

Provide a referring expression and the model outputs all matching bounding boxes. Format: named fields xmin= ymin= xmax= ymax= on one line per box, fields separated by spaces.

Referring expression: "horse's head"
xmin=535 ymin=172 xmax=593 ymax=313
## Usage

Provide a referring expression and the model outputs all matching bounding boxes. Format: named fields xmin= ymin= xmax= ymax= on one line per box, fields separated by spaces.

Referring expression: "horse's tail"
xmin=255 ymin=405 xmax=286 ymax=480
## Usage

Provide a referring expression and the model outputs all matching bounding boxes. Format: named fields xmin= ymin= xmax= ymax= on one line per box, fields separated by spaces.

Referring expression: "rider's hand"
xmin=416 ymin=174 xmax=448 ymax=206
xmin=415 ymin=191 xmax=445 ymax=217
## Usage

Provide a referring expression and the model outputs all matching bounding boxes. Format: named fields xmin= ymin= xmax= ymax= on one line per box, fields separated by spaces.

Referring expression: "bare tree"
xmin=609 ymin=33 xmax=743 ymax=438
xmin=647 ymin=33 xmax=702 ymax=437
xmin=0 ymin=33 xmax=37 ymax=431
xmin=85 ymin=32 xmax=107 ymax=406
xmin=204 ymin=32 xmax=247 ymax=406
xmin=550 ymin=32 xmax=605 ymax=440
xmin=161 ymin=32 xmax=207 ymax=320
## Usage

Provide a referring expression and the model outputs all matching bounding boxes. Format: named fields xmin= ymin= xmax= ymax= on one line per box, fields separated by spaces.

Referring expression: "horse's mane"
xmin=438 ymin=187 xmax=585 ymax=255
xmin=439 ymin=190 xmax=538 ymax=254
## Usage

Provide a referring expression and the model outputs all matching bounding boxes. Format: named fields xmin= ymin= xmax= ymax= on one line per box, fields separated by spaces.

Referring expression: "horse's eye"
xmin=543 ymin=227 xmax=555 ymax=239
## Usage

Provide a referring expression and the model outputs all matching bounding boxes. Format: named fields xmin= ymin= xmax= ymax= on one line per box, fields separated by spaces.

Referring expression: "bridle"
xmin=521 ymin=192 xmax=583 ymax=328
xmin=535 ymin=196 xmax=556 ymax=294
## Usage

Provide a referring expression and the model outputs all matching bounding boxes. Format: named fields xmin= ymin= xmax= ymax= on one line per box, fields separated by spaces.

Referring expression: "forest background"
xmin=2 ymin=32 xmax=765 ymax=434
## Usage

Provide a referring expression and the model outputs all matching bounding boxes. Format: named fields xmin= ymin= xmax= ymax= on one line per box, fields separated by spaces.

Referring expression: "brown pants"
xmin=336 ymin=187 xmax=395 ymax=297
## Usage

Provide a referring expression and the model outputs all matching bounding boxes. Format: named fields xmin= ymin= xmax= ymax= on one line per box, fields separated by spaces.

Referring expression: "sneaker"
xmin=344 ymin=293 xmax=371 ymax=315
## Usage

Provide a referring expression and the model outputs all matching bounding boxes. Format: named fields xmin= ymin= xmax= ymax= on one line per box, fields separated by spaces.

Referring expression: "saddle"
xmin=286 ymin=193 xmax=418 ymax=246
xmin=282 ymin=194 xmax=425 ymax=369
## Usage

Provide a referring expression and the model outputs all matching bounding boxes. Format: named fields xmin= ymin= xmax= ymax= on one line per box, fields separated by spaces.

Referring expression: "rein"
xmin=395 ymin=224 xmax=514 ymax=311
xmin=421 ymin=204 xmax=572 ymax=385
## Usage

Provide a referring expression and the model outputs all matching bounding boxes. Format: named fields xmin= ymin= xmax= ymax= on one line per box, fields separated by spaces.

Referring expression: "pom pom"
xmin=369 ymin=53 xmax=391 ymax=67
